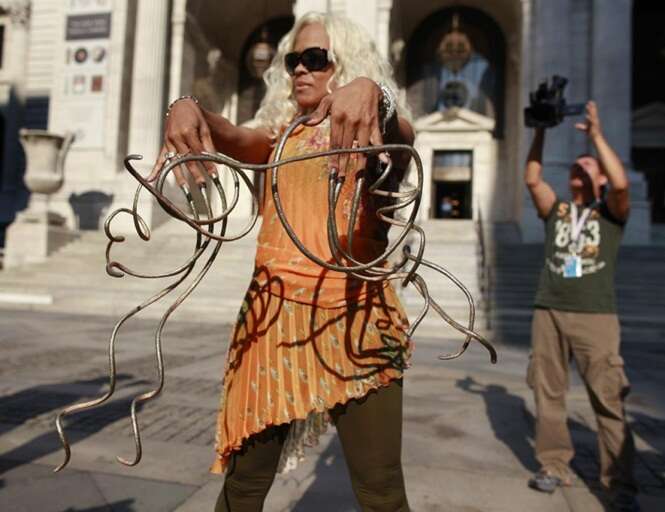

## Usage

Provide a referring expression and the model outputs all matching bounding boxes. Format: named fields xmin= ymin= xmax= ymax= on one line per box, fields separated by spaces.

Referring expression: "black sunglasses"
xmin=284 ymin=47 xmax=331 ymax=76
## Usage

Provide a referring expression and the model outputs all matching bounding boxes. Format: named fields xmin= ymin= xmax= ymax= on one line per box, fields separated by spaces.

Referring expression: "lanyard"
xmin=570 ymin=202 xmax=591 ymax=243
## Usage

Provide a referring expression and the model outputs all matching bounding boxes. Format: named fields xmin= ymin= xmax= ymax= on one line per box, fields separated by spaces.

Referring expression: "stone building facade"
xmin=0 ymin=0 xmax=662 ymax=250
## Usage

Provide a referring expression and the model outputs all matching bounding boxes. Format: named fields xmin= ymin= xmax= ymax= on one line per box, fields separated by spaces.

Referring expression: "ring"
xmin=164 ymin=151 xmax=177 ymax=159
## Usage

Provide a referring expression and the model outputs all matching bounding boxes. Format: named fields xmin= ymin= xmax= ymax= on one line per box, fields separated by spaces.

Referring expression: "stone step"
xmin=415 ymin=219 xmax=478 ymax=242
xmin=0 ymin=217 xmax=486 ymax=330
xmin=485 ymin=242 xmax=664 ymax=347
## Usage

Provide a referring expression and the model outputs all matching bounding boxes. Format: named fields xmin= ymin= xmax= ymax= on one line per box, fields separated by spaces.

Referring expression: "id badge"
xmin=563 ymin=255 xmax=582 ymax=278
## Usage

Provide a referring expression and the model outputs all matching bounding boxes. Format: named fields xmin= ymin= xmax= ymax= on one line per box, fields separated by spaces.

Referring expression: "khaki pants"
xmin=528 ymin=308 xmax=637 ymax=493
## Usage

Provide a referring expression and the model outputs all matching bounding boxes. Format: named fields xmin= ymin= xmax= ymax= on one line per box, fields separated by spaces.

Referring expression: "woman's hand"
xmin=305 ymin=77 xmax=385 ymax=176
xmin=148 ymin=98 xmax=217 ymax=186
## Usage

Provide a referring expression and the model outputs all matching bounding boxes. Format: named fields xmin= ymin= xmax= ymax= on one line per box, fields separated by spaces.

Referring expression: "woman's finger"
xmin=355 ymin=121 xmax=370 ymax=172
xmin=182 ymin=128 xmax=215 ymax=179
xmin=329 ymin=108 xmax=344 ymax=176
xmin=172 ymin=137 xmax=206 ymax=185
xmin=331 ymin=127 xmax=348 ymax=178
xmin=161 ymin=141 xmax=186 ymax=187
xmin=148 ymin=145 xmax=168 ymax=182
xmin=369 ymin=127 xmax=389 ymax=165
xmin=184 ymin=118 xmax=217 ymax=177
xmin=199 ymin=127 xmax=218 ymax=176
xmin=306 ymin=95 xmax=332 ymax=126
xmin=338 ymin=118 xmax=356 ymax=176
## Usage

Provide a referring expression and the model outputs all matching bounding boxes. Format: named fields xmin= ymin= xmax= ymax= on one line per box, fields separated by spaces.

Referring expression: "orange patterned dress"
xmin=211 ymin=122 xmax=411 ymax=474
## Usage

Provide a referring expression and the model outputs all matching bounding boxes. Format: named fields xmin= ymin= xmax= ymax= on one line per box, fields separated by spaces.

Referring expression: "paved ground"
xmin=0 ymin=308 xmax=663 ymax=511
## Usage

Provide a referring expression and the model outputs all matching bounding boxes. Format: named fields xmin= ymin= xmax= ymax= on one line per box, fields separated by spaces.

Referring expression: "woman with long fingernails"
xmin=157 ymin=12 xmax=415 ymax=511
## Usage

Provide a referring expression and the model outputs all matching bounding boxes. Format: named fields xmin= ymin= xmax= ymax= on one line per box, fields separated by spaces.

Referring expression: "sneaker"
xmin=528 ymin=470 xmax=563 ymax=494
xmin=610 ymin=492 xmax=641 ymax=512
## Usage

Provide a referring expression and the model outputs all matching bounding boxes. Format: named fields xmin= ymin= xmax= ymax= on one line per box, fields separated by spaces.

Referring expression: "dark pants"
xmin=215 ymin=379 xmax=409 ymax=511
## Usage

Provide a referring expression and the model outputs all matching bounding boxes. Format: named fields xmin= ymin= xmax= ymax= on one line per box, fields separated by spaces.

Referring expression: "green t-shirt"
xmin=534 ymin=199 xmax=625 ymax=313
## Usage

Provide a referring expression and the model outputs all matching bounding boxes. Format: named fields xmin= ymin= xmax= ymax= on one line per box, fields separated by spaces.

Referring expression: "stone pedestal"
xmin=5 ymin=186 xmax=78 ymax=269
xmin=4 ymin=129 xmax=76 ymax=268
xmin=4 ymin=214 xmax=79 ymax=268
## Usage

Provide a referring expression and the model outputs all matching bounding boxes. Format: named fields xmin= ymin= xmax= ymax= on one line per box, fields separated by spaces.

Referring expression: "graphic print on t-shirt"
xmin=546 ymin=202 xmax=606 ymax=276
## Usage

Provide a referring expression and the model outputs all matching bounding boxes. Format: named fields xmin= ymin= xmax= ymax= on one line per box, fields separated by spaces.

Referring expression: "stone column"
xmin=168 ymin=0 xmax=188 ymax=103
xmin=0 ymin=0 xmax=31 ymax=228
xmin=591 ymin=0 xmax=633 ymax=162
xmin=520 ymin=0 xmax=573 ymax=242
xmin=328 ymin=0 xmax=346 ymax=15
xmin=591 ymin=0 xmax=631 ymax=162
xmin=293 ymin=0 xmax=328 ymax=19
xmin=375 ymin=0 xmax=392 ymax=60
xmin=4 ymin=0 xmax=31 ymax=100
xmin=341 ymin=0 xmax=392 ymax=58
xmin=127 ymin=0 xmax=169 ymax=163
xmin=121 ymin=0 xmax=170 ymax=230
xmin=591 ymin=0 xmax=649 ymax=244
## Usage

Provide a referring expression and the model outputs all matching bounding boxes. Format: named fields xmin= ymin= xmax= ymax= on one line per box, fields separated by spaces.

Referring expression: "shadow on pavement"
xmin=455 ymin=375 xmax=615 ymax=510
xmin=0 ymin=374 xmax=146 ymax=479
xmin=456 ymin=375 xmax=540 ymax=473
xmin=0 ymin=375 xmax=134 ymax=437
xmin=63 ymin=498 xmax=135 ymax=512
xmin=290 ymin=435 xmax=358 ymax=511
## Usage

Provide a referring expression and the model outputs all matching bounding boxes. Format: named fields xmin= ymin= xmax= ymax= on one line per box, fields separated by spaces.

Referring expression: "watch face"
xmin=74 ymin=47 xmax=88 ymax=64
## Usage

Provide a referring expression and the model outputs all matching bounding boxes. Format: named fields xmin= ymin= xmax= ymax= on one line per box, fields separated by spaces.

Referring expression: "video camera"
xmin=524 ymin=75 xmax=585 ymax=128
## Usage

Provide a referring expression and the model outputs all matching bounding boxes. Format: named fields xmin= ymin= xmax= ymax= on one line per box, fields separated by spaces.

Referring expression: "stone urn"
xmin=4 ymin=130 xmax=77 ymax=268
xmin=19 ymin=129 xmax=75 ymax=223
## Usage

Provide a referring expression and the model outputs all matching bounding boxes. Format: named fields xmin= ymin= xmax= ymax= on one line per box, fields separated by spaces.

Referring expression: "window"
xmin=406 ymin=7 xmax=506 ymax=136
xmin=432 ymin=151 xmax=473 ymax=219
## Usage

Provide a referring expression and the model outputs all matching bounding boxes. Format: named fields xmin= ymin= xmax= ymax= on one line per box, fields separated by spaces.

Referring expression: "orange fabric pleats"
xmin=211 ymin=279 xmax=410 ymax=474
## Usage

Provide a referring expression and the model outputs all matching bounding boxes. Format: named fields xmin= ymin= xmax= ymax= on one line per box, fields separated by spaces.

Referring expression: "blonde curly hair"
xmin=254 ymin=11 xmax=410 ymax=136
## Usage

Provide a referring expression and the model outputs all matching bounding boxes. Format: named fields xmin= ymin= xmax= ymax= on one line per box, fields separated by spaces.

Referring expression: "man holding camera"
xmin=524 ymin=101 xmax=639 ymax=511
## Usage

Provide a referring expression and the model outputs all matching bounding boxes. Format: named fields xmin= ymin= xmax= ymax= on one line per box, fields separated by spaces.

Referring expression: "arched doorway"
xmin=238 ymin=17 xmax=294 ymax=212
xmin=237 ymin=16 xmax=294 ymax=125
xmin=179 ymin=3 xmax=294 ymax=121
xmin=404 ymin=6 xmax=506 ymax=221
xmin=176 ymin=1 xmax=294 ymax=218
xmin=406 ymin=7 xmax=506 ymax=132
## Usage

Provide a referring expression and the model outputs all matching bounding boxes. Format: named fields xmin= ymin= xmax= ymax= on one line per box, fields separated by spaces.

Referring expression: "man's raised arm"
xmin=576 ymin=101 xmax=630 ymax=222
xmin=525 ymin=127 xmax=557 ymax=218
